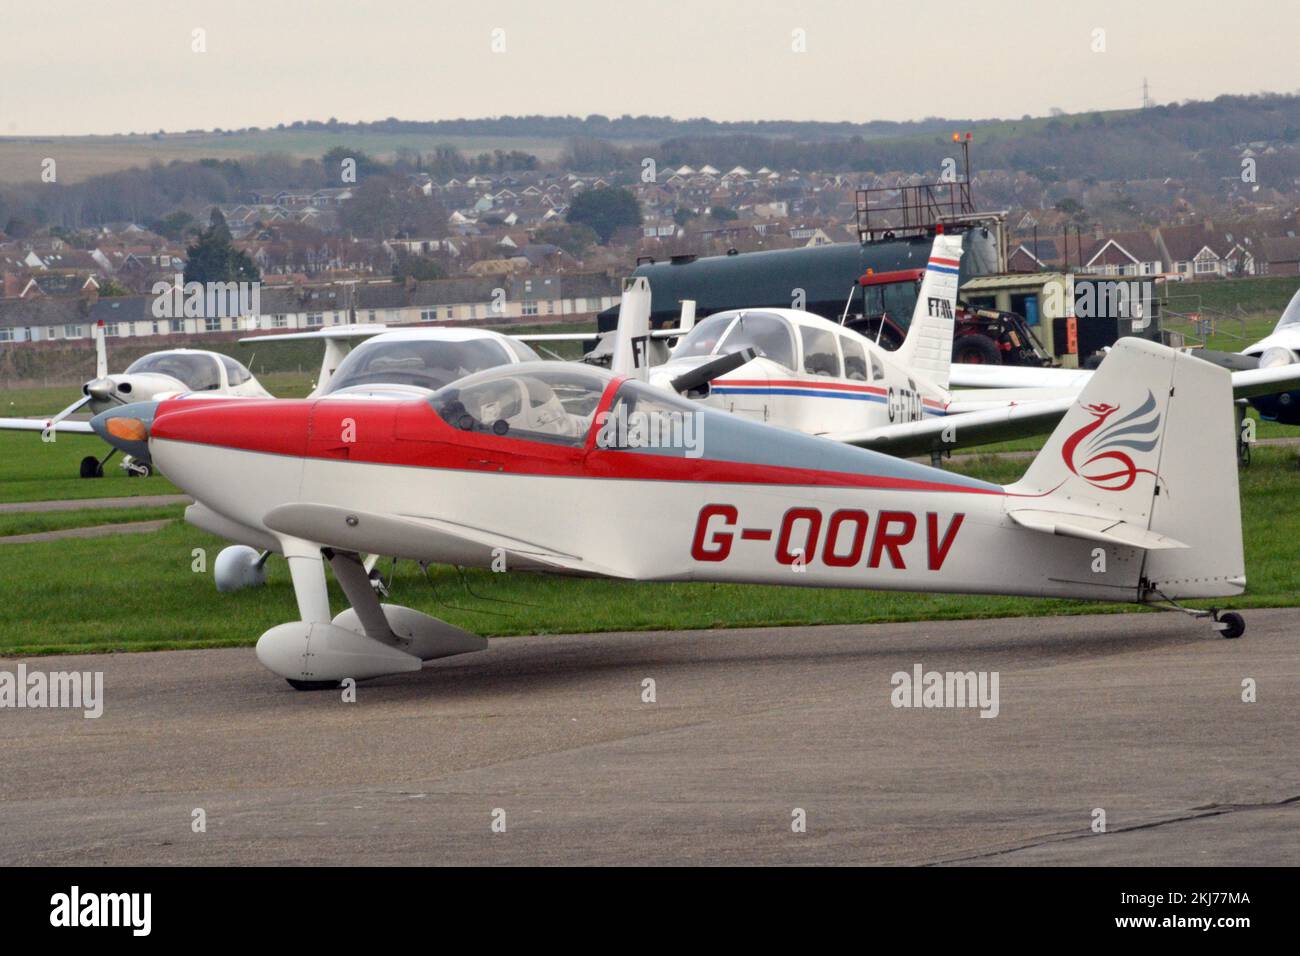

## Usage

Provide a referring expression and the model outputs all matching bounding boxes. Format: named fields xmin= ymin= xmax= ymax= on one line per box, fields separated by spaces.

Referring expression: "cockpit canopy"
xmin=326 ymin=336 xmax=539 ymax=395
xmin=124 ymin=351 xmax=231 ymax=391
xmin=428 ymin=362 xmax=610 ymax=446
xmin=673 ymin=311 xmax=797 ymax=370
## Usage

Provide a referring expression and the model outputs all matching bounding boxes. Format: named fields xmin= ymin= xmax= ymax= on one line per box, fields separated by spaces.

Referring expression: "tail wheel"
xmin=1217 ymin=612 xmax=1245 ymax=640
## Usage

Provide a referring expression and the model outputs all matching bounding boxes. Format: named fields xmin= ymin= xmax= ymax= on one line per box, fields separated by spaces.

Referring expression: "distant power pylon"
xmin=1142 ymin=78 xmax=1152 ymax=109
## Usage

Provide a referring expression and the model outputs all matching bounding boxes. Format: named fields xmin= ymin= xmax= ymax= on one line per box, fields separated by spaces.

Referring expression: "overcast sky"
xmin=5 ymin=0 xmax=1299 ymax=136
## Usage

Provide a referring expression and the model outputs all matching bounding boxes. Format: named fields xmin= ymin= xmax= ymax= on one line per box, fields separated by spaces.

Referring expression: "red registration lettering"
xmin=691 ymin=504 xmax=737 ymax=561
xmin=822 ymin=509 xmax=869 ymax=567
xmin=868 ymin=511 xmax=917 ymax=569
xmin=926 ymin=512 xmax=965 ymax=571
xmin=776 ymin=508 xmax=822 ymax=565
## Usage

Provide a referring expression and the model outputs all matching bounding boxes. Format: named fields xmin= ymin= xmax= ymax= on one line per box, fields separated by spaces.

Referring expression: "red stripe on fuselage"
xmin=150 ymin=396 xmax=1001 ymax=495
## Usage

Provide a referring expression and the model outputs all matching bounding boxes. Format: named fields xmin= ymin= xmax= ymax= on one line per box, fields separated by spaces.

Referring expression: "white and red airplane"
xmin=92 ymin=335 xmax=1248 ymax=689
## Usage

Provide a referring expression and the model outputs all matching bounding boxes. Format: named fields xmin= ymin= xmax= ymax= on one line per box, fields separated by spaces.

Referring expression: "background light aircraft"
xmin=1238 ymin=284 xmax=1300 ymax=431
xmin=0 ymin=320 xmax=269 ymax=477
xmin=92 ymin=337 xmax=1248 ymax=689
xmin=944 ymin=288 xmax=1300 ymax=461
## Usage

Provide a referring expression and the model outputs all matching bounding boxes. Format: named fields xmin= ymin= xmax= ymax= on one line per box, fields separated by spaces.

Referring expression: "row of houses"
xmin=0 ymin=274 xmax=621 ymax=344
xmin=1008 ymin=218 xmax=1300 ymax=278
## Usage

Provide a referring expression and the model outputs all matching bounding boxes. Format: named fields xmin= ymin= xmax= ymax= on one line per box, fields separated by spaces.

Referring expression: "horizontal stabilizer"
xmin=1007 ymin=509 xmax=1188 ymax=550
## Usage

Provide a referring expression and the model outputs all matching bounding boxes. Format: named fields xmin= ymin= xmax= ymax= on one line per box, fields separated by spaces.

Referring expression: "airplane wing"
xmin=0 ymin=417 xmax=95 ymax=434
xmin=823 ymin=397 xmax=1075 ymax=458
xmin=237 ymin=323 xmax=387 ymax=344
xmin=263 ymin=503 xmax=633 ymax=578
xmin=512 ymin=328 xmax=686 ymax=342
xmin=511 ymin=332 xmax=596 ymax=342
xmin=1230 ymin=364 xmax=1300 ymax=400
xmin=948 ymin=364 xmax=1093 ymax=390
xmin=950 ymin=358 xmax=1300 ymax=401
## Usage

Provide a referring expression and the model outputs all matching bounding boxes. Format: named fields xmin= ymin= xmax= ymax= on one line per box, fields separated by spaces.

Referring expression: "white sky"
xmin=4 ymin=0 xmax=1299 ymax=135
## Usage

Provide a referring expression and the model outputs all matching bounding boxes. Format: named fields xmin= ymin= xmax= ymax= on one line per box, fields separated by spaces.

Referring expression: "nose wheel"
xmin=286 ymin=679 xmax=343 ymax=692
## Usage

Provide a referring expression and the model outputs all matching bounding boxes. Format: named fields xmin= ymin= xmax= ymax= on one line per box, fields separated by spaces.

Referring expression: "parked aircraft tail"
xmin=611 ymin=276 xmax=653 ymax=378
xmin=893 ymin=231 xmax=964 ymax=391
xmin=1006 ymin=337 xmax=1245 ymax=600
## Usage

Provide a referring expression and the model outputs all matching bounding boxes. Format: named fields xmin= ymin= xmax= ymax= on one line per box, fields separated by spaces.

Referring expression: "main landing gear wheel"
xmin=1214 ymin=611 xmax=1245 ymax=640
xmin=286 ymin=679 xmax=342 ymax=691
xmin=953 ymin=333 xmax=1001 ymax=365
xmin=79 ymin=455 xmax=104 ymax=478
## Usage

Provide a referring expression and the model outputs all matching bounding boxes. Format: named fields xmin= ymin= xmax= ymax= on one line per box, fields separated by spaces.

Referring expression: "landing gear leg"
xmin=1234 ymin=401 xmax=1251 ymax=467
xmin=279 ymin=537 xmax=341 ymax=691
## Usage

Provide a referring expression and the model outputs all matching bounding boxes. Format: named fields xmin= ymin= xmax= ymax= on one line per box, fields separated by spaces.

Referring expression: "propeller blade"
xmin=668 ymin=347 xmax=758 ymax=395
xmin=45 ymin=393 xmax=93 ymax=429
xmin=94 ymin=320 xmax=108 ymax=379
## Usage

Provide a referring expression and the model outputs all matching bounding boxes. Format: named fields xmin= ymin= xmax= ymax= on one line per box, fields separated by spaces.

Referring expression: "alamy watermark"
xmin=150 ymin=275 xmax=261 ymax=319
xmin=50 ymin=886 xmax=150 ymax=936
xmin=0 ymin=664 xmax=103 ymax=718
xmin=595 ymin=404 xmax=704 ymax=458
xmin=890 ymin=663 xmax=999 ymax=718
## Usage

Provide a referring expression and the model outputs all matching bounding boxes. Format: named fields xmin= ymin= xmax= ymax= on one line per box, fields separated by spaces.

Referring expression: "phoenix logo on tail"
xmin=1060 ymin=390 xmax=1162 ymax=491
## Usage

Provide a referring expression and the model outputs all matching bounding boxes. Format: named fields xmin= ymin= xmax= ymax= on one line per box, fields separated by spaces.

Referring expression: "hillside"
xmin=2 ymin=92 xmax=1297 ymax=187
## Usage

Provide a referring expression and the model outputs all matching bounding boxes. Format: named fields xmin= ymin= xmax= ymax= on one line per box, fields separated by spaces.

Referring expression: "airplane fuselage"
xmin=148 ymin=390 xmax=1152 ymax=603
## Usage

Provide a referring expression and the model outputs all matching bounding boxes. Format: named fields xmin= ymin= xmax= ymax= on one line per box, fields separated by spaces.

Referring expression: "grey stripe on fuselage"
xmin=630 ymin=403 xmax=1000 ymax=491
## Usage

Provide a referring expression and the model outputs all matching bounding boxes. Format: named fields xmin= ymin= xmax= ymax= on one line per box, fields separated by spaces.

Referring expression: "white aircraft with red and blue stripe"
xmin=623 ymin=231 xmax=1083 ymax=459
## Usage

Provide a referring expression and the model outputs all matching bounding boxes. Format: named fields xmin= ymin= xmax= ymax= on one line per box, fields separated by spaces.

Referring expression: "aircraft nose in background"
xmin=89 ymin=401 xmax=159 ymax=462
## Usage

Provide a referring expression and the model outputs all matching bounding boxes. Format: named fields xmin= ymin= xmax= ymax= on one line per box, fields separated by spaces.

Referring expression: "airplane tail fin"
xmin=94 ymin=320 xmax=108 ymax=380
xmin=1007 ymin=337 xmax=1245 ymax=600
xmin=611 ymin=276 xmax=653 ymax=378
xmin=893 ymin=232 xmax=963 ymax=390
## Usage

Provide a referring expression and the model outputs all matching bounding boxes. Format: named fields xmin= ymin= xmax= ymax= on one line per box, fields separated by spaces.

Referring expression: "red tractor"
xmin=850 ymin=267 xmax=1051 ymax=367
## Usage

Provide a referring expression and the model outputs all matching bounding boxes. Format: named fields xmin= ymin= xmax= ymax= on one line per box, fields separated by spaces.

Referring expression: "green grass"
xmin=0 ymin=446 xmax=1295 ymax=657
xmin=1169 ymin=275 xmax=1300 ymax=320
xmin=0 ymin=430 xmax=180 ymax=502
xmin=0 ymin=505 xmax=183 ymax=538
